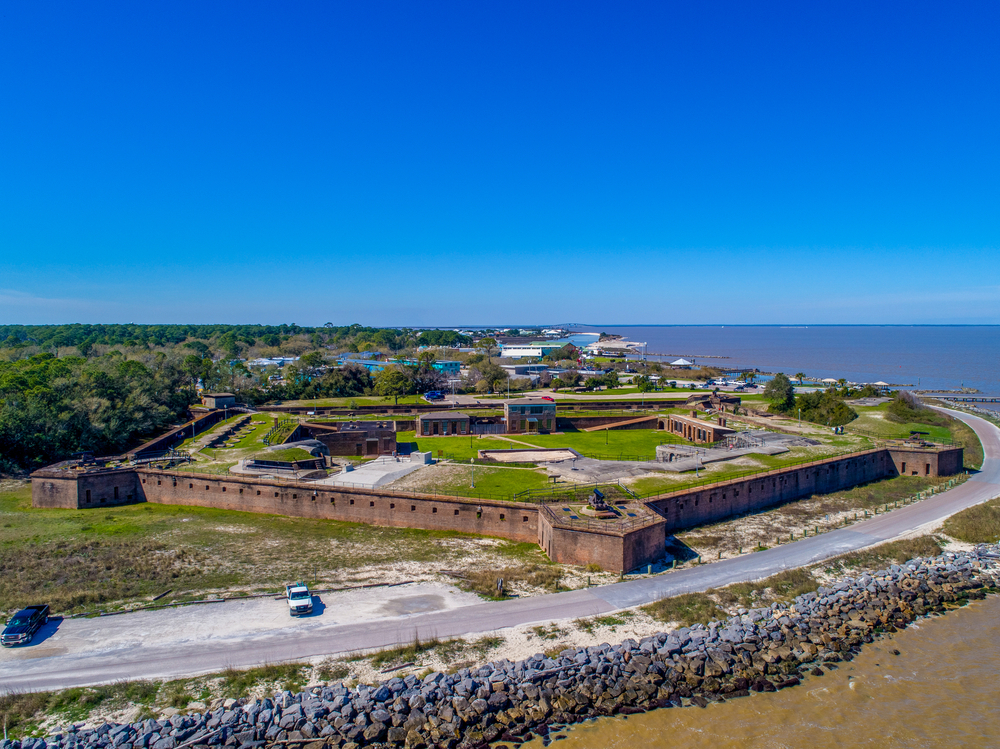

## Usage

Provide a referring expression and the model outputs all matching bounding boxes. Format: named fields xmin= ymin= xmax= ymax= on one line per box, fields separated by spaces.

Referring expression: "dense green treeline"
xmin=0 ymin=324 xmax=470 ymax=356
xmin=0 ymin=353 xmax=194 ymax=473
xmin=0 ymin=326 xmax=476 ymax=471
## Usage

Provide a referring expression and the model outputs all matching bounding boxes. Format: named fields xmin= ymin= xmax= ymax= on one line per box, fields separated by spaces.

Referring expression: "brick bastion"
xmin=30 ymin=445 xmax=963 ymax=573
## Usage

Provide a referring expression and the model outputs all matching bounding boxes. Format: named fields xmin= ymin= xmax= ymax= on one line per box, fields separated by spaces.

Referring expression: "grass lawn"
xmin=393 ymin=464 xmax=551 ymax=498
xmin=233 ymin=414 xmax=283 ymax=449
xmin=175 ymin=413 xmax=250 ymax=451
xmin=625 ymin=447 xmax=849 ymax=497
xmin=628 ymin=463 xmax=762 ymax=496
xmin=395 ymin=431 xmax=515 ymax=461
xmin=512 ymin=429 xmax=683 ymax=457
xmin=850 ymin=403 xmax=982 ymax=469
xmin=850 ymin=404 xmax=953 ymax=442
xmin=0 ymin=480 xmax=546 ymax=615
xmin=174 ymin=461 xmax=238 ymax=475
xmin=256 ymin=447 xmax=316 ymax=462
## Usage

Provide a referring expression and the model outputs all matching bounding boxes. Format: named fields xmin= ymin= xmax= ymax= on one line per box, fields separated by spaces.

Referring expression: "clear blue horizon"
xmin=2 ymin=1 xmax=999 ymax=326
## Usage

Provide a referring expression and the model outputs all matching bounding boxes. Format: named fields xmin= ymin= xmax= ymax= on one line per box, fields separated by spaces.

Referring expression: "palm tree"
xmin=795 ymin=372 xmax=806 ymax=384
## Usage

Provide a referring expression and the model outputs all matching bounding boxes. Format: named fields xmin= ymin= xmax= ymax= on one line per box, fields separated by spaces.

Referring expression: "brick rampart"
xmin=136 ymin=469 xmax=540 ymax=543
xmin=30 ymin=445 xmax=963 ymax=572
xmin=30 ymin=467 xmax=143 ymax=509
xmin=646 ymin=446 xmax=963 ymax=534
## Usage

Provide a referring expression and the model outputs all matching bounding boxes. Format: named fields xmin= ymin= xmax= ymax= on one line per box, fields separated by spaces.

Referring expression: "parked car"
xmin=425 ymin=391 xmax=445 ymax=400
xmin=286 ymin=582 xmax=313 ymax=616
xmin=2 ymin=604 xmax=49 ymax=646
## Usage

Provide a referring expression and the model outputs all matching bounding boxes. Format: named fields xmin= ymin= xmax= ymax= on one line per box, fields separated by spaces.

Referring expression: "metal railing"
xmin=539 ymin=503 xmax=661 ymax=533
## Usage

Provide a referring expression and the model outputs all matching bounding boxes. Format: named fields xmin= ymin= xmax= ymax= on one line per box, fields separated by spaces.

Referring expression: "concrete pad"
xmin=481 ymin=449 xmax=579 ymax=463
xmin=318 ymin=458 xmax=428 ymax=489
xmin=543 ymin=457 xmax=676 ymax=483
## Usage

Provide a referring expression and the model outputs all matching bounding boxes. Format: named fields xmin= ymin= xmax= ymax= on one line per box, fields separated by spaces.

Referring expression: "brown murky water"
xmin=524 ymin=595 xmax=1000 ymax=748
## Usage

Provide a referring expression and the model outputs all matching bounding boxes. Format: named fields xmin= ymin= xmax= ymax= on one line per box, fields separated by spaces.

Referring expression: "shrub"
xmin=827 ymin=536 xmax=942 ymax=571
xmin=943 ymin=498 xmax=1000 ymax=543
xmin=642 ymin=592 xmax=726 ymax=627
xmin=220 ymin=663 xmax=308 ymax=698
xmin=886 ymin=392 xmax=949 ymax=426
xmin=712 ymin=569 xmax=818 ymax=608
xmin=793 ymin=390 xmax=857 ymax=427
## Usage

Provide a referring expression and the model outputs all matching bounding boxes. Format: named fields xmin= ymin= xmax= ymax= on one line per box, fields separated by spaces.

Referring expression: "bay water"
xmin=573 ymin=325 xmax=1000 ymax=394
xmin=522 ymin=596 xmax=1000 ymax=748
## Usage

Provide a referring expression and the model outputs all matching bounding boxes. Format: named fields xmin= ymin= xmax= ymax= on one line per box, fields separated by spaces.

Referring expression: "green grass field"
xmin=511 ymin=429 xmax=682 ymax=457
xmin=234 ymin=415 xmax=283 ymax=449
xmin=850 ymin=403 xmax=954 ymax=442
xmin=395 ymin=431 xmax=515 ymax=461
xmin=397 ymin=465 xmax=552 ymax=497
xmin=849 ymin=403 xmax=982 ymax=469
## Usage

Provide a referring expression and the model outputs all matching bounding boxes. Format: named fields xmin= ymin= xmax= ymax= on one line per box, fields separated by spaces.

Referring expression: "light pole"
xmin=470 ymin=457 xmax=475 ymax=489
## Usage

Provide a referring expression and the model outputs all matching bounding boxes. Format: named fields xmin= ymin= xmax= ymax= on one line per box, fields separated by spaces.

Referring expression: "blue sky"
xmin=2 ymin=1 xmax=999 ymax=326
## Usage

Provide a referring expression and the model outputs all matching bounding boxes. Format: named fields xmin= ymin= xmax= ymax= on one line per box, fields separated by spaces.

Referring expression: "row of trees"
xmin=763 ymin=373 xmax=858 ymax=426
xmin=0 ymin=324 xmax=472 ymax=361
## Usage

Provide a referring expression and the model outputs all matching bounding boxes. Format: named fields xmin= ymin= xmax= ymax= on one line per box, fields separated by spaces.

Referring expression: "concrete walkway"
xmin=3 ymin=408 xmax=995 ymax=692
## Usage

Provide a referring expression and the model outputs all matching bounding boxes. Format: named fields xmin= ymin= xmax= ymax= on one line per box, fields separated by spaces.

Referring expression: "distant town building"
xmin=504 ymin=398 xmax=557 ymax=434
xmin=339 ymin=358 xmax=461 ymax=374
xmin=247 ymin=356 xmax=300 ymax=368
xmin=500 ymin=343 xmax=566 ymax=359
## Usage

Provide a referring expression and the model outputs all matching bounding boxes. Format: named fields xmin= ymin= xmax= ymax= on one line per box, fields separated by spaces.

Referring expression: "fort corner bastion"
xmin=30 ymin=444 xmax=963 ymax=574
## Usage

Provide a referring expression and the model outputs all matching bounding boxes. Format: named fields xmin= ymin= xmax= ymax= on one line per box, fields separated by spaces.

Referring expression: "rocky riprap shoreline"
xmin=10 ymin=544 xmax=1000 ymax=749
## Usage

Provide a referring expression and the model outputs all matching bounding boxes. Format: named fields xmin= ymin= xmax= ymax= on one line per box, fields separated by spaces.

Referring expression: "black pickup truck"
xmin=1 ymin=604 xmax=49 ymax=646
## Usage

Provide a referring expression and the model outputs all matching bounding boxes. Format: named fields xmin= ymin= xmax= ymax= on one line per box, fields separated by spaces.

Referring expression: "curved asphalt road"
xmin=4 ymin=409 xmax=998 ymax=693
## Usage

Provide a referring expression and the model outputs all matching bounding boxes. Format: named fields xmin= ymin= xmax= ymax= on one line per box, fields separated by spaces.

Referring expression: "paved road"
xmin=4 ymin=409 xmax=997 ymax=693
